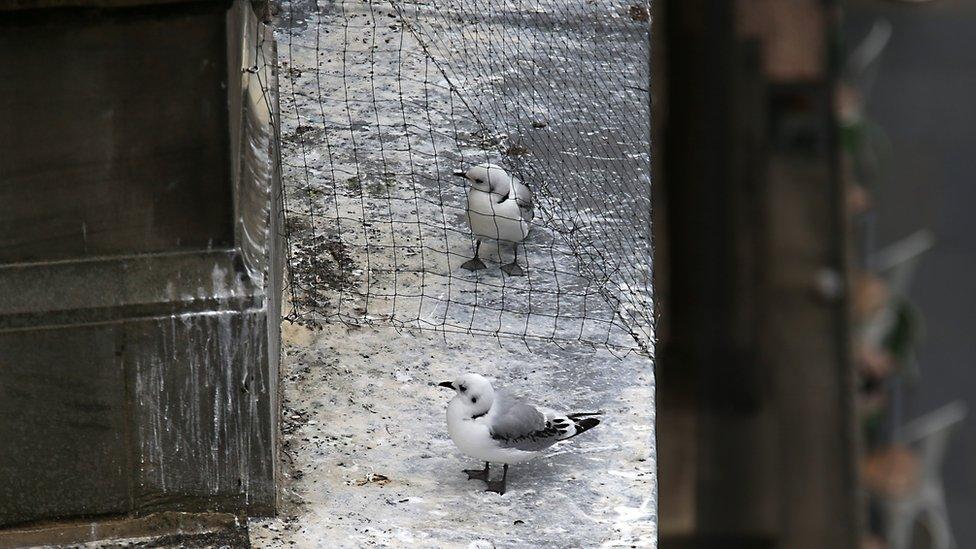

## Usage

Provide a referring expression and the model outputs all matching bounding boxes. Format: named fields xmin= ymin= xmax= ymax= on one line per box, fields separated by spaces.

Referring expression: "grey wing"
xmin=489 ymin=392 xmax=561 ymax=452
xmin=512 ymin=179 xmax=534 ymax=222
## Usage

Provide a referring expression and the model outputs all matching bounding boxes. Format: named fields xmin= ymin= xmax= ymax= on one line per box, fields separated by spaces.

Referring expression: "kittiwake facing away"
xmin=437 ymin=373 xmax=601 ymax=494
xmin=453 ymin=163 xmax=534 ymax=276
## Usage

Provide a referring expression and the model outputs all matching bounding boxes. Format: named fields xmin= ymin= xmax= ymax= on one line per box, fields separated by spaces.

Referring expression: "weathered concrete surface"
xmin=274 ymin=0 xmax=651 ymax=351
xmin=0 ymin=3 xmax=234 ymax=263
xmin=250 ymin=324 xmax=655 ymax=547
xmin=252 ymin=0 xmax=654 ymax=546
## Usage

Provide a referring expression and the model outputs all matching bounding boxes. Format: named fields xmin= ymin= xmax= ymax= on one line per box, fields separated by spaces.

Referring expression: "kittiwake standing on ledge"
xmin=437 ymin=373 xmax=601 ymax=495
xmin=453 ymin=163 xmax=534 ymax=276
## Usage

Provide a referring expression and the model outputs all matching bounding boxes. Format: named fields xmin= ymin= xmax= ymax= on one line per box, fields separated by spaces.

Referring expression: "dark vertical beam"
xmin=660 ymin=0 xmax=773 ymax=545
xmin=658 ymin=0 xmax=857 ymax=546
xmin=824 ymin=1 xmax=861 ymax=540
xmin=663 ymin=0 xmax=734 ymax=385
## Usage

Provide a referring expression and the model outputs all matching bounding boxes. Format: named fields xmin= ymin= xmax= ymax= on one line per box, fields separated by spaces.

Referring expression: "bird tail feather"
xmin=567 ymin=411 xmax=603 ymax=418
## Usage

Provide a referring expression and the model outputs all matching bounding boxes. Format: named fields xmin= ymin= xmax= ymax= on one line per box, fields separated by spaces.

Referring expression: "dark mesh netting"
xmin=275 ymin=0 xmax=652 ymax=354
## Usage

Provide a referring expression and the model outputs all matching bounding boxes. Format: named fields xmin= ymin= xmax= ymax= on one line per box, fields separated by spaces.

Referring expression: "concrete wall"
xmin=0 ymin=0 xmax=281 ymax=529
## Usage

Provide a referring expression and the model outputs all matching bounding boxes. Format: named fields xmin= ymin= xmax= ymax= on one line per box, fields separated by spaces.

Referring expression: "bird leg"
xmin=500 ymin=244 xmax=524 ymax=276
xmin=485 ymin=464 xmax=508 ymax=495
xmin=461 ymin=240 xmax=487 ymax=271
xmin=463 ymin=461 xmax=490 ymax=482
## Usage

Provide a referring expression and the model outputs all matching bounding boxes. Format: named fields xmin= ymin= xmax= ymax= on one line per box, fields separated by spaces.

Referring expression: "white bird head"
xmin=453 ymin=163 xmax=513 ymax=196
xmin=437 ymin=373 xmax=495 ymax=415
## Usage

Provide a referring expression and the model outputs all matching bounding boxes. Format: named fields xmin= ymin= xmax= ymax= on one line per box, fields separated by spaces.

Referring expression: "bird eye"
xmin=471 ymin=397 xmax=478 ymax=404
xmin=459 ymin=385 xmax=467 ymax=392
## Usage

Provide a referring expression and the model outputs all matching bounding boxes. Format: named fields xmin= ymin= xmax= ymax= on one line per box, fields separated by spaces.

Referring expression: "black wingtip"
xmin=563 ymin=417 xmax=600 ymax=439
xmin=577 ymin=417 xmax=600 ymax=432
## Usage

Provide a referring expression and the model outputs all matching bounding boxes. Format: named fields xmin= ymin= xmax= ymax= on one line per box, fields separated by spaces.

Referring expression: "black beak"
xmin=452 ymin=170 xmax=467 ymax=178
xmin=437 ymin=381 xmax=454 ymax=389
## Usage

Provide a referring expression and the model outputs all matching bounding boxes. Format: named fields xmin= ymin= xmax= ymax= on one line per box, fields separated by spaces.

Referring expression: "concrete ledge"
xmin=0 ymin=512 xmax=248 ymax=547
xmin=0 ymin=0 xmax=229 ymax=11
xmin=0 ymin=250 xmax=263 ymax=331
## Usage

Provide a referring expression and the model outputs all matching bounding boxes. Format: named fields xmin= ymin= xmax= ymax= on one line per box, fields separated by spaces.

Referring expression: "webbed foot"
xmin=461 ymin=258 xmax=487 ymax=271
xmin=500 ymin=262 xmax=524 ymax=276
xmin=485 ymin=480 xmax=506 ymax=495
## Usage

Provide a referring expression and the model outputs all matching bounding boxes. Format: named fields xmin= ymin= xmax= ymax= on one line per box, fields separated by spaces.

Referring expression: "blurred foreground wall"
xmin=653 ymin=1 xmax=860 ymax=547
xmin=844 ymin=1 xmax=976 ymax=545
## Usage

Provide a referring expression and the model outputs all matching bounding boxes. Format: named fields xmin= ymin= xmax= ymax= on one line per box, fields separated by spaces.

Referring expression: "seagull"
xmin=437 ymin=373 xmax=601 ymax=495
xmin=453 ymin=163 xmax=534 ymax=276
